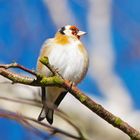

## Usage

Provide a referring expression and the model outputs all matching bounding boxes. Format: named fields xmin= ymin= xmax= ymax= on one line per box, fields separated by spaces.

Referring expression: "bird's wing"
xmin=37 ymin=38 xmax=54 ymax=76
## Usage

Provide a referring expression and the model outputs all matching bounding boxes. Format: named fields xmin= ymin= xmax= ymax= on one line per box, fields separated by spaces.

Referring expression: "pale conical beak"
xmin=77 ymin=31 xmax=87 ymax=36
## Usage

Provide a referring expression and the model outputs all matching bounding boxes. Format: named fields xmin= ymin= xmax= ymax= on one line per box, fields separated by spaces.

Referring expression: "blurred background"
xmin=0 ymin=0 xmax=140 ymax=140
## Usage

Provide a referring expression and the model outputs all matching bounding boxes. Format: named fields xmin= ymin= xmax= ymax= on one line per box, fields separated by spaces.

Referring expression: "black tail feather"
xmin=38 ymin=106 xmax=45 ymax=121
xmin=38 ymin=105 xmax=54 ymax=124
xmin=38 ymin=88 xmax=67 ymax=124
xmin=46 ymin=109 xmax=54 ymax=124
xmin=38 ymin=87 xmax=54 ymax=124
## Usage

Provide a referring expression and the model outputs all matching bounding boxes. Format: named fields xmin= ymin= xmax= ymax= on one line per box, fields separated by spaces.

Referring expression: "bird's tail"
xmin=38 ymin=105 xmax=54 ymax=124
xmin=38 ymin=87 xmax=67 ymax=124
xmin=37 ymin=87 xmax=54 ymax=124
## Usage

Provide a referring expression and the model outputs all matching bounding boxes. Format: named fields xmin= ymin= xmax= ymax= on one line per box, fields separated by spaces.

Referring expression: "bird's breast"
xmin=42 ymin=42 xmax=88 ymax=84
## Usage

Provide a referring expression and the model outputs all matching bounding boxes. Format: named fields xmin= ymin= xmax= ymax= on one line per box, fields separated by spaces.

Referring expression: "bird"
xmin=37 ymin=25 xmax=89 ymax=124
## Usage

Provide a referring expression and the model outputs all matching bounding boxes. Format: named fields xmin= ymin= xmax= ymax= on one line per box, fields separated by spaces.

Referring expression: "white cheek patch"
xmin=63 ymin=29 xmax=72 ymax=36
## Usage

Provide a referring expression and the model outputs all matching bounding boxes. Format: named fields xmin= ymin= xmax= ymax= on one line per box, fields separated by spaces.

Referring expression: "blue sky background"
xmin=112 ymin=0 xmax=140 ymax=108
xmin=0 ymin=0 xmax=140 ymax=139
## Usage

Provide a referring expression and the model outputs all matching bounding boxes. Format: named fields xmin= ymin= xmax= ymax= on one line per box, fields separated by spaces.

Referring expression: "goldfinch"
xmin=37 ymin=25 xmax=89 ymax=124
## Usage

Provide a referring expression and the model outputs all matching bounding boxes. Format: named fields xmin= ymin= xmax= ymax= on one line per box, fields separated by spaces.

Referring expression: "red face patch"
xmin=70 ymin=26 xmax=80 ymax=39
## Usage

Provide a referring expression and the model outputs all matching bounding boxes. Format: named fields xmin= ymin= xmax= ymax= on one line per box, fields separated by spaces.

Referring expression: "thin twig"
xmin=56 ymin=110 xmax=87 ymax=140
xmin=0 ymin=96 xmax=41 ymax=107
xmin=0 ymin=63 xmax=37 ymax=76
xmin=0 ymin=109 xmax=82 ymax=140
xmin=0 ymin=110 xmax=48 ymax=139
xmin=25 ymin=115 xmax=81 ymax=140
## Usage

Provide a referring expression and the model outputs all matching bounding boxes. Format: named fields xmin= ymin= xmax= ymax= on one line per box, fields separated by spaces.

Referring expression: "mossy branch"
xmin=0 ymin=56 xmax=140 ymax=140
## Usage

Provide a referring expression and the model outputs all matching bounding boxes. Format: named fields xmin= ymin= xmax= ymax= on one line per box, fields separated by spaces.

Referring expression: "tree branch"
xmin=0 ymin=56 xmax=140 ymax=140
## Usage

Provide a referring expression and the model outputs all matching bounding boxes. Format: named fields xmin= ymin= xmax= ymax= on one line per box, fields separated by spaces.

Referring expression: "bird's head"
xmin=58 ymin=25 xmax=86 ymax=40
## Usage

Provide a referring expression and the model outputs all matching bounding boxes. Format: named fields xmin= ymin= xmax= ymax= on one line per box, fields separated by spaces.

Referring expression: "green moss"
xmin=92 ymin=104 xmax=102 ymax=111
xmin=40 ymin=76 xmax=63 ymax=86
xmin=52 ymin=76 xmax=64 ymax=84
xmin=114 ymin=117 xmax=122 ymax=125
xmin=79 ymin=94 xmax=87 ymax=102
xmin=39 ymin=56 xmax=49 ymax=65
